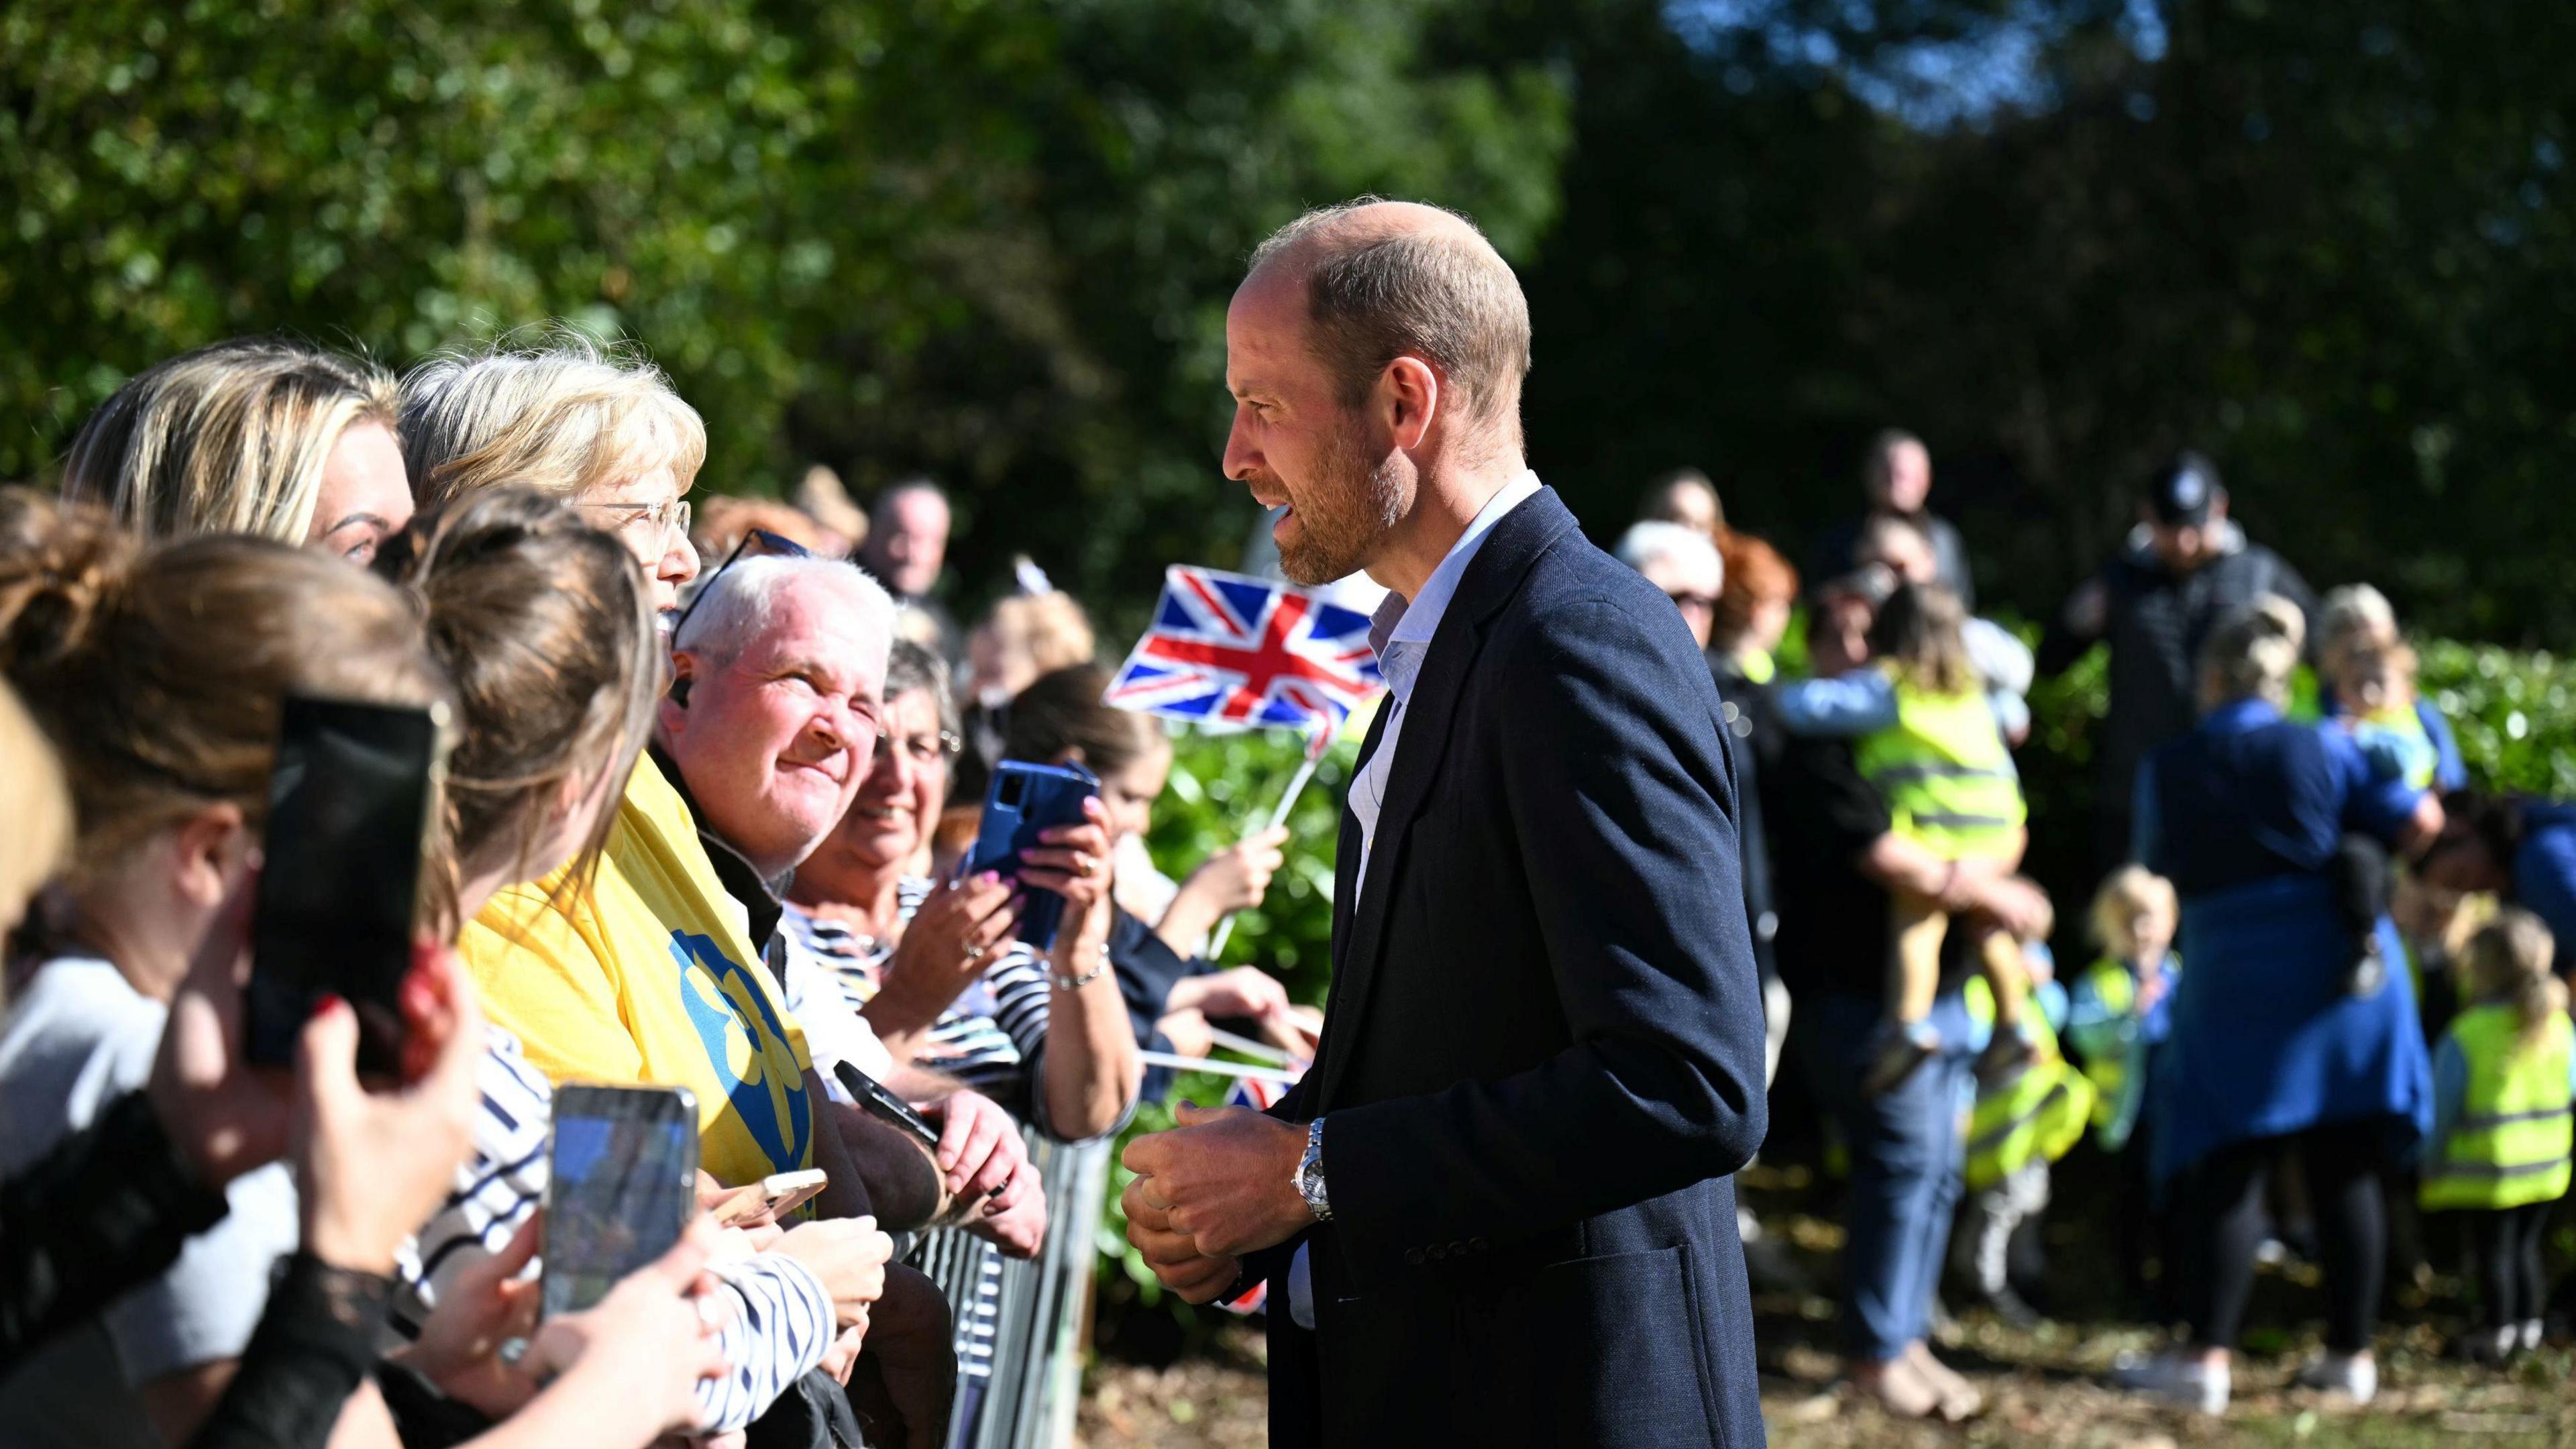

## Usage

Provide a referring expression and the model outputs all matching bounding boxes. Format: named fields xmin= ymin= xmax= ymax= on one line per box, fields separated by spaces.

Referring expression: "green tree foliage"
xmin=0 ymin=0 xmax=1571 ymax=604
xmin=1452 ymin=1 xmax=2576 ymax=646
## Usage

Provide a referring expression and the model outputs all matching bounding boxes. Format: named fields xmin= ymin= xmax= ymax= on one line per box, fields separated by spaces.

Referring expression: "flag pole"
xmin=1205 ymin=725 xmax=1328 ymax=960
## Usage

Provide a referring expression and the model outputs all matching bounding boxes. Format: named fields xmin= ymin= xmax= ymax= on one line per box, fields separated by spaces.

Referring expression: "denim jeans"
xmin=1800 ymin=989 xmax=1974 ymax=1362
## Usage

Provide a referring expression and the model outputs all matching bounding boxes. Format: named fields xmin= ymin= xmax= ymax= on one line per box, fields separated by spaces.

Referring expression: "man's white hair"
xmin=673 ymin=553 xmax=896 ymax=667
xmin=1615 ymin=521 xmax=1724 ymax=587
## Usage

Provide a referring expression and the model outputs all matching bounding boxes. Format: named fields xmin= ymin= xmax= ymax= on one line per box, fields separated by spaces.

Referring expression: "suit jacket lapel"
xmin=1310 ymin=488 xmax=1581 ymax=1110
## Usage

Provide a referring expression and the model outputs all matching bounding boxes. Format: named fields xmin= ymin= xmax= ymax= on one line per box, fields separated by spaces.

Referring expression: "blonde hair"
xmin=2463 ymin=907 xmax=2566 ymax=1044
xmin=2200 ymin=594 xmax=2306 ymax=708
xmin=979 ymin=591 xmax=1095 ymax=695
xmin=0 ymin=490 xmax=446 ymax=892
xmin=0 ymin=680 xmax=73 ymax=940
xmin=400 ymin=330 xmax=706 ymax=511
xmin=2317 ymin=584 xmax=2397 ymax=656
xmin=2090 ymin=865 xmax=2179 ymax=959
xmin=60 ymin=337 xmax=398 ymax=544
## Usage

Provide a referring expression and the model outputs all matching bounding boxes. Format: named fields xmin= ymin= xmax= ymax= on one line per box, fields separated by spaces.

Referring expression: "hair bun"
xmin=0 ymin=488 xmax=137 ymax=674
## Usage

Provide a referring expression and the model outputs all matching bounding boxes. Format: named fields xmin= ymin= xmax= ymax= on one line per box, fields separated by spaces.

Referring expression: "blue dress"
xmin=2137 ymin=698 xmax=2434 ymax=1183
xmin=2512 ymin=801 xmax=2576 ymax=953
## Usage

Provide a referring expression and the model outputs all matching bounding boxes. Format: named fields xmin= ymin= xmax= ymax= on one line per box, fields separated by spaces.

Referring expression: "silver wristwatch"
xmin=1295 ymin=1116 xmax=1331 ymax=1222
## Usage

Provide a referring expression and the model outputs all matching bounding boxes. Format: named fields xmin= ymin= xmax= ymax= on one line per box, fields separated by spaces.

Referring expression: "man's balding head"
xmin=1243 ymin=199 xmax=1532 ymax=445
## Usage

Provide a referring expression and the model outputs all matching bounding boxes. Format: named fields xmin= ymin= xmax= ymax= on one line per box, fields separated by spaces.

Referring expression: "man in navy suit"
xmin=1119 ymin=199 xmax=1770 ymax=1447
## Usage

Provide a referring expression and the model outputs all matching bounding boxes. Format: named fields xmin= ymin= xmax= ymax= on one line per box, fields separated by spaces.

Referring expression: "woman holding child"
xmin=2113 ymin=594 xmax=2443 ymax=1415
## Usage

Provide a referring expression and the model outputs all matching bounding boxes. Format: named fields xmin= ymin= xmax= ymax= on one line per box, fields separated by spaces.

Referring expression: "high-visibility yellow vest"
xmin=2363 ymin=703 xmax=2436 ymax=791
xmin=1854 ymin=676 xmax=2025 ymax=860
xmin=2074 ymin=958 xmax=2138 ymax=1131
xmin=1961 ymin=979 xmax=2094 ymax=1191
xmin=2421 ymin=1004 xmax=2573 ymax=1212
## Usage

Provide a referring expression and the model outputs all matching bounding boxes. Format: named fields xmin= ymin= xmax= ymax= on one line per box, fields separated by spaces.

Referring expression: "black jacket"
xmin=1253 ymin=487 xmax=1768 ymax=1448
xmin=2039 ymin=529 xmax=2314 ymax=865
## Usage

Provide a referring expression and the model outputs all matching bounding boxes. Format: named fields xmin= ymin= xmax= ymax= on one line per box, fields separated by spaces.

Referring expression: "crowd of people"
xmin=0 ymin=286 xmax=2569 ymax=1449
xmin=0 ymin=327 xmax=1306 ymax=1449
xmin=1631 ymin=431 xmax=2576 ymax=1421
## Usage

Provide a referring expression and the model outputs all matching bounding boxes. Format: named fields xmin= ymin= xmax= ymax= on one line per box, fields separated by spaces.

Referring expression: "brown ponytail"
xmin=0 ymin=488 xmax=446 ymax=888
xmin=381 ymin=486 xmax=661 ymax=901
xmin=1003 ymin=663 xmax=1163 ymax=777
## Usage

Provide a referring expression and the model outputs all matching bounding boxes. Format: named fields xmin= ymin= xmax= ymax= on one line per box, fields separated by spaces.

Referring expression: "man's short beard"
xmin=1277 ymin=421 xmax=1405 ymax=587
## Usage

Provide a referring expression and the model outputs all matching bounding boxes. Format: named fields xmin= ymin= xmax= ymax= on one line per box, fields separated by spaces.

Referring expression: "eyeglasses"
xmin=579 ymin=496 xmax=694 ymax=541
xmin=672 ymin=527 xmax=811 ymax=641
xmin=1664 ymin=590 xmax=1719 ymax=614
xmin=875 ymin=728 xmax=964 ymax=768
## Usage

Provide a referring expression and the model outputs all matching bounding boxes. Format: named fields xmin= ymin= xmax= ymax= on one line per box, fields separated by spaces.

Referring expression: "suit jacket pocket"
xmin=1316 ymin=1246 xmax=1723 ymax=1448
xmin=1511 ymin=1245 xmax=1720 ymax=1448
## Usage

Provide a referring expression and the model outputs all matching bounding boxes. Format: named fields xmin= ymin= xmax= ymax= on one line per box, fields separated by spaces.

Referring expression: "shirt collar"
xmin=1367 ymin=471 xmax=1542 ymax=674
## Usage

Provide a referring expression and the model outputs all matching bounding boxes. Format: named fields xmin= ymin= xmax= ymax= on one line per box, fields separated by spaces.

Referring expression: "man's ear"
xmin=658 ymin=652 xmax=699 ymax=737
xmin=1051 ymin=746 xmax=1086 ymax=769
xmin=1383 ymin=356 xmax=1440 ymax=453
xmin=170 ymin=802 xmax=249 ymax=910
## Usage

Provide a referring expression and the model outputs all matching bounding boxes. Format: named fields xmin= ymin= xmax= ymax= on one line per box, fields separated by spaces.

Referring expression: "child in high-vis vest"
xmin=2420 ymin=908 xmax=2573 ymax=1362
xmin=2066 ymin=866 xmax=2182 ymax=1312
xmin=1952 ymin=931 xmax=2094 ymax=1326
xmin=1775 ymin=582 xmax=2039 ymax=1094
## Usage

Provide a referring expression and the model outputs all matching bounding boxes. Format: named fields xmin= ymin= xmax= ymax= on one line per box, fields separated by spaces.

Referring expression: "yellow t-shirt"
xmin=459 ymin=753 xmax=814 ymax=1187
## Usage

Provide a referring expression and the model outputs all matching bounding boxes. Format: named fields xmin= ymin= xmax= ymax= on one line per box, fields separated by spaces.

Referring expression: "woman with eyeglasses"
xmin=398 ymin=329 xmax=703 ymax=619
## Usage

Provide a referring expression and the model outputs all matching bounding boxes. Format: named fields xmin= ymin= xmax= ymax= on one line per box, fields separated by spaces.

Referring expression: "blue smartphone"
xmin=964 ymin=759 xmax=1097 ymax=953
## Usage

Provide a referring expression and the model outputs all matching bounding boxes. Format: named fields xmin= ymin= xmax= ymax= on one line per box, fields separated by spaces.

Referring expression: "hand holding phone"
xmin=963 ymin=761 xmax=1097 ymax=952
xmin=833 ymin=1061 xmax=940 ymax=1150
xmin=543 ymin=1085 xmax=700 ymax=1319
xmin=246 ymin=695 xmax=449 ymax=1075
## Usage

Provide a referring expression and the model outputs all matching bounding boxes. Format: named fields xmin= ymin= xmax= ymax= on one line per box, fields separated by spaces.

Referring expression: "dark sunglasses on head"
xmin=672 ymin=527 xmax=812 ymax=639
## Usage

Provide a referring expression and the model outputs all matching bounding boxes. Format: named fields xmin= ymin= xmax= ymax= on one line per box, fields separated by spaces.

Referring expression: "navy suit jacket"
xmin=1254 ymin=486 xmax=1769 ymax=1448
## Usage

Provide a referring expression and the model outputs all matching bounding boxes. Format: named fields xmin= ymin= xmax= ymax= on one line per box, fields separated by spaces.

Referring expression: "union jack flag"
xmin=1104 ymin=566 xmax=1385 ymax=749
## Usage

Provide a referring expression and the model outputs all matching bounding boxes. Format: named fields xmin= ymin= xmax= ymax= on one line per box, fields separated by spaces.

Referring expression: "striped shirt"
xmin=782 ymin=879 xmax=1059 ymax=1133
xmin=392 ymin=1028 xmax=835 ymax=1433
xmin=780 ymin=881 xmax=1049 ymax=1388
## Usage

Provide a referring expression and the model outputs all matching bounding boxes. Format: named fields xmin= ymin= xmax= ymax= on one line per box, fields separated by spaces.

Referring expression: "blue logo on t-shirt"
xmin=667 ymin=930 xmax=811 ymax=1171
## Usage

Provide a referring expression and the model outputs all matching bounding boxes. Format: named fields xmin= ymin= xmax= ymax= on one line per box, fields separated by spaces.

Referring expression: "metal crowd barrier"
xmin=908 ymin=1128 xmax=1120 ymax=1449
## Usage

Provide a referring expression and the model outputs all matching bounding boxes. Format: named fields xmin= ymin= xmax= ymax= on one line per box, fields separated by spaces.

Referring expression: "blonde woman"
xmin=400 ymin=332 xmax=702 ymax=614
xmin=60 ymin=336 xmax=413 ymax=564
xmin=396 ymin=335 xmax=851 ymax=1198
xmin=2112 ymin=595 xmax=2444 ymax=1414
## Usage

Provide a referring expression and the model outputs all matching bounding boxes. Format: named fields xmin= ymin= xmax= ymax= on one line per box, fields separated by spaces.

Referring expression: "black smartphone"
xmin=542 ymin=1083 xmax=701 ymax=1319
xmin=246 ymin=695 xmax=449 ymax=1074
xmin=833 ymin=1059 xmax=940 ymax=1150
xmin=962 ymin=759 xmax=1097 ymax=952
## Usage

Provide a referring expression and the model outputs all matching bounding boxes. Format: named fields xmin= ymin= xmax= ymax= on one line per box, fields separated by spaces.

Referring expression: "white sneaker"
xmin=2522 ymin=1319 xmax=2546 ymax=1354
xmin=2111 ymin=1350 xmax=2229 ymax=1415
xmin=2294 ymin=1351 xmax=2377 ymax=1404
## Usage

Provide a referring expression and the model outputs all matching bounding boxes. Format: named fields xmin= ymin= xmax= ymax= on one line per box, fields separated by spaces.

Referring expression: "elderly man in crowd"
xmin=1615 ymin=520 xmax=1726 ymax=652
xmin=1119 ymin=198 xmax=1769 ymax=1447
xmin=655 ymin=550 xmax=1054 ymax=1246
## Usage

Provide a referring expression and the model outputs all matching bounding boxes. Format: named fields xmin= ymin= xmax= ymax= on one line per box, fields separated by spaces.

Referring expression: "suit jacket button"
xmin=1448 ymin=1240 xmax=1468 ymax=1258
xmin=1470 ymin=1236 xmax=1490 ymax=1253
xmin=1404 ymin=1247 xmax=1425 ymax=1266
xmin=1428 ymin=1243 xmax=1448 ymax=1261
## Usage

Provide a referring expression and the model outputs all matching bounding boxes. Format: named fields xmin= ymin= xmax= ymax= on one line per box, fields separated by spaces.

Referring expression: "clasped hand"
xmin=1118 ymin=1102 xmax=1312 ymax=1303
